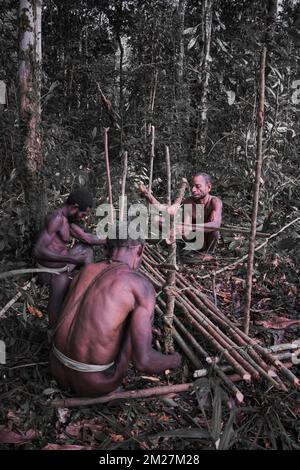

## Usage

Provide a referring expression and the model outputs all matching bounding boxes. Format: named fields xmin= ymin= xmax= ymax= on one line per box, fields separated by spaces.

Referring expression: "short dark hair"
xmin=106 ymin=221 xmax=145 ymax=254
xmin=66 ymin=188 xmax=93 ymax=211
xmin=193 ymin=172 xmax=212 ymax=185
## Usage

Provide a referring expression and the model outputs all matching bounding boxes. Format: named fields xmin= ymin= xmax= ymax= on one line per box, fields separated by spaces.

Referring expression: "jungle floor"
xmin=0 ymin=241 xmax=299 ymax=451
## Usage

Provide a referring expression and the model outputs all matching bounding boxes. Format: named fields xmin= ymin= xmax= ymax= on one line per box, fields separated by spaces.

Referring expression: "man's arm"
xmin=33 ymin=215 xmax=85 ymax=265
xmin=70 ymin=224 xmax=106 ymax=246
xmin=177 ymin=198 xmax=222 ymax=234
xmin=130 ymin=276 xmax=181 ymax=373
xmin=203 ymin=197 xmax=222 ymax=230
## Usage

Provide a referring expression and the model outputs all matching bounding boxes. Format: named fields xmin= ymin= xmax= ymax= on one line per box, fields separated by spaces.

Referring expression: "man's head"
xmin=66 ymin=188 xmax=93 ymax=221
xmin=191 ymin=172 xmax=212 ymax=201
xmin=105 ymin=222 xmax=145 ymax=270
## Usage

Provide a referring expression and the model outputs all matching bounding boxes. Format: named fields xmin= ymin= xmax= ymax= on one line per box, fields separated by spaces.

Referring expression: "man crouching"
xmin=50 ymin=230 xmax=181 ymax=397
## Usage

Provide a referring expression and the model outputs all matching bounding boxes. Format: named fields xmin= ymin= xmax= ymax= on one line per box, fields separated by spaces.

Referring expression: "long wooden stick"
xmin=181 ymin=224 xmax=270 ymax=238
xmin=103 ymin=127 xmax=114 ymax=225
xmin=0 ymin=268 xmax=61 ymax=280
xmin=166 ymin=145 xmax=171 ymax=205
xmin=51 ymin=383 xmax=193 ymax=408
xmin=243 ymin=47 xmax=267 ymax=335
xmin=149 ymin=125 xmax=155 ymax=193
xmin=164 ymin=146 xmax=176 ymax=352
xmin=120 ymin=151 xmax=128 ymax=222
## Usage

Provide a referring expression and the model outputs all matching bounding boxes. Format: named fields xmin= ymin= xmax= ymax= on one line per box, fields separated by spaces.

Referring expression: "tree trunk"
xmin=19 ymin=0 xmax=46 ymax=234
xmin=175 ymin=0 xmax=187 ymax=97
xmin=196 ymin=0 xmax=214 ymax=162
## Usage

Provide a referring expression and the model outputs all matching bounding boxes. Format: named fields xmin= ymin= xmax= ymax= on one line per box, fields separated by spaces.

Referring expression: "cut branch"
xmin=51 ymin=383 xmax=193 ymax=408
xmin=103 ymin=127 xmax=114 ymax=225
xmin=120 ymin=151 xmax=128 ymax=222
xmin=243 ymin=46 xmax=267 ymax=335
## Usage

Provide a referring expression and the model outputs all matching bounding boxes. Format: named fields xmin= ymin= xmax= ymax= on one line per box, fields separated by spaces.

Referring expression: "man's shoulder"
xmin=126 ymin=270 xmax=155 ymax=296
xmin=45 ymin=208 xmax=64 ymax=225
xmin=210 ymin=195 xmax=222 ymax=206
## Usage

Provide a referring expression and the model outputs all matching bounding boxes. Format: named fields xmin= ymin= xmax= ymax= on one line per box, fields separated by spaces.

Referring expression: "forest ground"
xmin=0 ymin=219 xmax=299 ymax=450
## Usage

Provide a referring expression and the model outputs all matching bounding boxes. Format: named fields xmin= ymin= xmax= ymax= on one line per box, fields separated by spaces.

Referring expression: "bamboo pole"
xmin=243 ymin=47 xmax=267 ymax=335
xmin=155 ymin=304 xmax=202 ymax=369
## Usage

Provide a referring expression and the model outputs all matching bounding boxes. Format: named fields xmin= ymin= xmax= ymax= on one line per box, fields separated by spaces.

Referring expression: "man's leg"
xmin=48 ymin=273 xmax=71 ymax=327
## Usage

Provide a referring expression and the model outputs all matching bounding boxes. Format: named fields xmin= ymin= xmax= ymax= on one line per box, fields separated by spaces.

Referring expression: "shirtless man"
xmin=50 ymin=234 xmax=181 ymax=397
xmin=179 ymin=173 xmax=222 ymax=258
xmin=33 ymin=188 xmax=105 ymax=326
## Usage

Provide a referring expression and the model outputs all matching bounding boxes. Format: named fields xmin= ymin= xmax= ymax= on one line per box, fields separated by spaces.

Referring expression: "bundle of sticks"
xmin=141 ymin=244 xmax=300 ymax=403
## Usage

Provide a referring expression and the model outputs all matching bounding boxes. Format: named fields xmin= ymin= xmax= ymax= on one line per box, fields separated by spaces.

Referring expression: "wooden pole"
xmin=51 ymin=383 xmax=193 ymax=408
xmin=165 ymin=145 xmax=171 ymax=205
xmin=164 ymin=145 xmax=176 ymax=352
xmin=149 ymin=125 xmax=155 ymax=193
xmin=103 ymin=127 xmax=114 ymax=225
xmin=120 ymin=151 xmax=128 ymax=222
xmin=243 ymin=47 xmax=267 ymax=335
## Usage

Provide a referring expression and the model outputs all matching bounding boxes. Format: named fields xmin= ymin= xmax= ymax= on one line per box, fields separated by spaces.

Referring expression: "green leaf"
xmin=211 ymin=383 xmax=222 ymax=445
xmin=183 ymin=25 xmax=199 ymax=35
xmin=154 ymin=428 xmax=210 ymax=439
xmin=187 ymin=36 xmax=198 ymax=50
xmin=92 ymin=127 xmax=97 ymax=139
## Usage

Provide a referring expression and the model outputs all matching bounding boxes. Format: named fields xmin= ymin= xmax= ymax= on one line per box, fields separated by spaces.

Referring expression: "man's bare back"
xmin=50 ymin=244 xmax=181 ymax=397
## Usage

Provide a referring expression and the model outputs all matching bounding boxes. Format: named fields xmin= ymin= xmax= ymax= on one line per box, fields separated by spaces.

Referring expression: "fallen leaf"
xmin=0 ymin=428 xmax=36 ymax=444
xmin=141 ymin=375 xmax=160 ymax=382
xmin=57 ymin=407 xmax=70 ymax=424
xmin=110 ymin=433 xmax=125 ymax=442
xmin=27 ymin=303 xmax=43 ymax=318
xmin=42 ymin=444 xmax=92 ymax=450
xmin=256 ymin=317 xmax=300 ymax=330
xmin=158 ymin=415 xmax=171 ymax=423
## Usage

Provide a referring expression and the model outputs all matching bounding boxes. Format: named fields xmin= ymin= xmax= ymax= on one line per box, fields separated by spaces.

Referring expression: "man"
xmin=50 ymin=232 xmax=181 ymax=397
xmin=33 ymin=188 xmax=105 ymax=326
xmin=179 ymin=172 xmax=222 ymax=258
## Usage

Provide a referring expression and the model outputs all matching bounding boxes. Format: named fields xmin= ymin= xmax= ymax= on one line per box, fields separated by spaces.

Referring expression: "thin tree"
xmin=19 ymin=0 xmax=45 ymax=233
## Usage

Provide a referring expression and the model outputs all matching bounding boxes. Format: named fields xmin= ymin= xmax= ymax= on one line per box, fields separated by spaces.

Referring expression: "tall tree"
xmin=19 ymin=0 xmax=45 ymax=233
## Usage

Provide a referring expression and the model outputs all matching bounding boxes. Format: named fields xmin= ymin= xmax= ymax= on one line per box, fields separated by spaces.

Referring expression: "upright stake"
xmin=243 ymin=47 xmax=267 ymax=335
xmin=103 ymin=127 xmax=114 ymax=225
xmin=165 ymin=145 xmax=171 ymax=205
xmin=164 ymin=145 xmax=176 ymax=353
xmin=120 ymin=151 xmax=128 ymax=222
xmin=149 ymin=125 xmax=155 ymax=193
